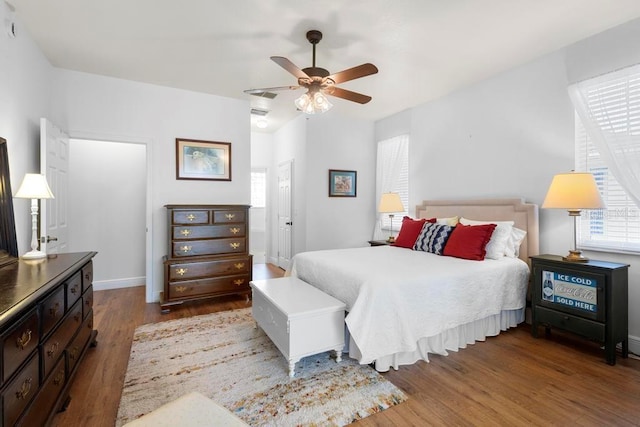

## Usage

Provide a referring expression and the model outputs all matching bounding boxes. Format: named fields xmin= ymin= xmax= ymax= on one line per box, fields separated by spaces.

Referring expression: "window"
xmin=251 ymin=169 xmax=267 ymax=208
xmin=574 ymin=69 xmax=640 ymax=253
xmin=376 ymin=135 xmax=409 ymax=231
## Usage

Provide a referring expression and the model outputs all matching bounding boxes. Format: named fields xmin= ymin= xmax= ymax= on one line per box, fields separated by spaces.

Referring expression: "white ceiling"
xmin=10 ymin=0 xmax=640 ymax=133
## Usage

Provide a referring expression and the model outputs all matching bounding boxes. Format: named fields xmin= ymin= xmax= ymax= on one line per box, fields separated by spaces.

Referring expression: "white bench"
xmin=250 ymin=277 xmax=346 ymax=377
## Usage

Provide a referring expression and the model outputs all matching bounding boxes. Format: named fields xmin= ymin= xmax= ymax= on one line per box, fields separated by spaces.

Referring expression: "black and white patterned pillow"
xmin=413 ymin=223 xmax=454 ymax=255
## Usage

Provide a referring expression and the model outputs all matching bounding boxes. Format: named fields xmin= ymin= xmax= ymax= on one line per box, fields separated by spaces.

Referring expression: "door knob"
xmin=285 ymin=222 xmax=292 ymax=225
xmin=40 ymin=236 xmax=58 ymax=243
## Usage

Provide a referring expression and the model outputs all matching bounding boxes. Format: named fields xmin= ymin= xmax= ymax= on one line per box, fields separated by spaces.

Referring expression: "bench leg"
xmin=335 ymin=347 xmax=343 ymax=363
xmin=288 ymin=359 xmax=296 ymax=377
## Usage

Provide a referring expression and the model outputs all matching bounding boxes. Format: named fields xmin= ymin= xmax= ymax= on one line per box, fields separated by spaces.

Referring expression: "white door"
xmin=40 ymin=118 xmax=69 ymax=254
xmin=277 ymin=160 xmax=293 ymax=270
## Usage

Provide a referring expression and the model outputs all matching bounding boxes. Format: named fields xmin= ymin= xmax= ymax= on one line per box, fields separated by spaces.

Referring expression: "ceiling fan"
xmin=244 ymin=30 xmax=378 ymax=114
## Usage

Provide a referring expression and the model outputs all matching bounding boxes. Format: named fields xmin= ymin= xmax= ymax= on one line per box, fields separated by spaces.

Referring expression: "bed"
xmin=288 ymin=198 xmax=539 ymax=371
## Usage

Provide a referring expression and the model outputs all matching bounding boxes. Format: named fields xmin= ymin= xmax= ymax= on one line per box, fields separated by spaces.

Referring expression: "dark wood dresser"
xmin=162 ymin=205 xmax=252 ymax=311
xmin=0 ymin=252 xmax=97 ymax=426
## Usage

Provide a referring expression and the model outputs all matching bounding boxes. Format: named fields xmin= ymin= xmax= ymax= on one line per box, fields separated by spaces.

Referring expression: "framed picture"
xmin=176 ymin=138 xmax=231 ymax=181
xmin=328 ymin=169 xmax=357 ymax=197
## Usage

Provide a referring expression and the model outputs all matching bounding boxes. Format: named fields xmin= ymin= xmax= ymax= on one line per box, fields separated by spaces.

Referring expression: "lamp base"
xmin=387 ymin=236 xmax=396 ymax=243
xmin=562 ymin=250 xmax=589 ymax=263
xmin=22 ymin=250 xmax=47 ymax=260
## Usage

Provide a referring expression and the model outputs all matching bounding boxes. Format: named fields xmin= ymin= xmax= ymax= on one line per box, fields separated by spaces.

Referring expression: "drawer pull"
xmin=187 ymin=214 xmax=196 ymax=221
xmin=84 ymin=272 xmax=92 ymax=281
xmin=175 ymin=286 xmax=187 ymax=293
xmin=176 ymin=268 xmax=187 ymax=276
xmin=233 ymin=279 xmax=245 ymax=286
xmin=15 ymin=378 xmax=32 ymax=400
xmin=85 ymin=298 xmax=91 ymax=307
xmin=181 ymin=229 xmax=191 ymax=237
xmin=50 ymin=302 xmax=60 ymax=318
xmin=225 ymin=213 xmax=235 ymax=220
xmin=53 ymin=371 xmax=64 ymax=386
xmin=74 ymin=312 xmax=82 ymax=322
xmin=47 ymin=341 xmax=60 ymax=358
xmin=230 ymin=227 xmax=240 ymax=234
xmin=16 ymin=329 xmax=32 ymax=350
xmin=230 ymin=242 xmax=240 ymax=249
xmin=69 ymin=346 xmax=79 ymax=361
xmin=180 ymin=245 xmax=192 ymax=253
xmin=70 ymin=284 xmax=79 ymax=294
xmin=234 ymin=262 xmax=245 ymax=269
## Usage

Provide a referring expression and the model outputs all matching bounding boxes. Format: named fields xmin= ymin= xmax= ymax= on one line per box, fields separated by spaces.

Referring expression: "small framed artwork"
xmin=176 ymin=138 xmax=231 ymax=181
xmin=328 ymin=169 xmax=357 ymax=197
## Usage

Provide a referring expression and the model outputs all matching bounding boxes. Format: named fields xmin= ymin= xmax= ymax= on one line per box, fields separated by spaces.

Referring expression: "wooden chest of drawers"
xmin=162 ymin=205 xmax=252 ymax=311
xmin=0 ymin=252 xmax=97 ymax=426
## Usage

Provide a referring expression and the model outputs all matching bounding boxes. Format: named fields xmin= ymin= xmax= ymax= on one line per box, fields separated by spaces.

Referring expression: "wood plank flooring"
xmin=51 ymin=264 xmax=640 ymax=426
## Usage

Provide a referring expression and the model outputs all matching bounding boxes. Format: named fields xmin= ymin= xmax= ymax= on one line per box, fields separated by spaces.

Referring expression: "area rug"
xmin=116 ymin=308 xmax=407 ymax=426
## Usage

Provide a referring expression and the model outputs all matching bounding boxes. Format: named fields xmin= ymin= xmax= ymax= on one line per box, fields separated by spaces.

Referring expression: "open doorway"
xmin=68 ymin=139 xmax=147 ymax=291
xmin=250 ymin=168 xmax=267 ymax=264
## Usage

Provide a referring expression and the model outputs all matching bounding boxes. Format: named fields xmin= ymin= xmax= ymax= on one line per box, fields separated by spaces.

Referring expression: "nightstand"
xmin=530 ymin=254 xmax=629 ymax=365
xmin=368 ymin=240 xmax=392 ymax=246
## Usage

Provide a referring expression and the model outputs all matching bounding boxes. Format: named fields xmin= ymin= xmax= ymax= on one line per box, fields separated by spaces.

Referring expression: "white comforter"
xmin=289 ymin=246 xmax=529 ymax=364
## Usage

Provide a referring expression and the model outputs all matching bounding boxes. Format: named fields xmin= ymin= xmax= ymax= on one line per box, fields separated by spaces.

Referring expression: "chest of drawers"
xmin=162 ymin=205 xmax=252 ymax=311
xmin=0 ymin=252 xmax=97 ymax=426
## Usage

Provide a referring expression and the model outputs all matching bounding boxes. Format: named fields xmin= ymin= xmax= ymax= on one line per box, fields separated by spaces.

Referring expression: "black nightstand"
xmin=530 ymin=254 xmax=629 ymax=365
xmin=368 ymin=240 xmax=392 ymax=247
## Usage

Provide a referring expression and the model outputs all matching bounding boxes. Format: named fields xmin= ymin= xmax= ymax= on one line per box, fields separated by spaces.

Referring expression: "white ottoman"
xmin=123 ymin=392 xmax=248 ymax=427
xmin=251 ymin=276 xmax=346 ymax=377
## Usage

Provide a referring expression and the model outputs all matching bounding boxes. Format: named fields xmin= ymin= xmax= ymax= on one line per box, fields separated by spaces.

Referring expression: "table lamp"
xmin=378 ymin=192 xmax=404 ymax=243
xmin=15 ymin=173 xmax=54 ymax=259
xmin=542 ymin=172 xmax=605 ymax=262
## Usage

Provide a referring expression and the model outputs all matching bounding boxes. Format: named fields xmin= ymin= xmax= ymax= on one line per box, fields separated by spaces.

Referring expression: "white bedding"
xmin=288 ymin=245 xmax=529 ymax=366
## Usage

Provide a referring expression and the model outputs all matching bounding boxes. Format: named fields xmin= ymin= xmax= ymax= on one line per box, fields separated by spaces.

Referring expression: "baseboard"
xmin=93 ymin=276 xmax=145 ymax=291
xmin=629 ymin=334 xmax=640 ymax=356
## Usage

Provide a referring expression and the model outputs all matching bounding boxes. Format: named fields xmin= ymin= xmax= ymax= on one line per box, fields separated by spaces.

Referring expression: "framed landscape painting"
xmin=176 ymin=138 xmax=231 ymax=181
xmin=328 ymin=169 xmax=357 ymax=197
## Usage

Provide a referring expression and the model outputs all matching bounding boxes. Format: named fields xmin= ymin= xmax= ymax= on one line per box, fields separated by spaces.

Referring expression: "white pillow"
xmin=435 ymin=216 xmax=459 ymax=226
xmin=505 ymin=227 xmax=527 ymax=258
xmin=459 ymin=217 xmax=514 ymax=260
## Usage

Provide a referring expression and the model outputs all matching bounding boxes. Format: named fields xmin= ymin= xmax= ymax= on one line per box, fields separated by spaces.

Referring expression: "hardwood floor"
xmin=52 ymin=263 xmax=640 ymax=426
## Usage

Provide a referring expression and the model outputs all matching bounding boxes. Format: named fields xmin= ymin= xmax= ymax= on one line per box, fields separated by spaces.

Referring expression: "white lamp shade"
xmin=15 ymin=174 xmax=54 ymax=199
xmin=378 ymin=192 xmax=404 ymax=213
xmin=542 ymin=172 xmax=604 ymax=210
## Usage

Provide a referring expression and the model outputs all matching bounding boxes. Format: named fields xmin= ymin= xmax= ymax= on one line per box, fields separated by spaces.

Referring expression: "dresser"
xmin=0 ymin=252 xmax=97 ymax=426
xmin=530 ymin=254 xmax=628 ymax=365
xmin=162 ymin=205 xmax=252 ymax=311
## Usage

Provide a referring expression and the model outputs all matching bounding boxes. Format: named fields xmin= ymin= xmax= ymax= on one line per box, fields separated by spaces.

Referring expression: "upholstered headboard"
xmin=415 ymin=198 xmax=539 ymax=265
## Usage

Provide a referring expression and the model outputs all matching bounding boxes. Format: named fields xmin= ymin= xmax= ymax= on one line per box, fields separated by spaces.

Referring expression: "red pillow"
xmin=443 ymin=223 xmax=497 ymax=260
xmin=393 ymin=216 xmax=436 ymax=248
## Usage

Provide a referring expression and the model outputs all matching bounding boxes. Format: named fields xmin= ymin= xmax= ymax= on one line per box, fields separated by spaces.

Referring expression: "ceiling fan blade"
xmin=244 ymin=86 xmax=300 ymax=94
xmin=327 ymin=63 xmax=378 ymax=84
xmin=270 ymin=56 xmax=310 ymax=80
xmin=325 ymin=86 xmax=372 ymax=104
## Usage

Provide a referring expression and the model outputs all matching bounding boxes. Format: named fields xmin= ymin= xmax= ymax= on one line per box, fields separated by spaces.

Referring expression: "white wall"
xmin=68 ymin=139 xmax=146 ymax=289
xmin=305 ymin=115 xmax=376 ymax=250
xmin=0 ymin=5 xmax=53 ymax=254
xmin=50 ymin=69 xmax=251 ymax=302
xmin=375 ymin=18 xmax=640 ymax=353
xmin=269 ymin=113 xmax=376 ymax=259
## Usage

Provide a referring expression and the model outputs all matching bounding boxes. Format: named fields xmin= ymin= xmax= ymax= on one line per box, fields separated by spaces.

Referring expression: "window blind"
xmin=574 ymin=69 xmax=640 ymax=253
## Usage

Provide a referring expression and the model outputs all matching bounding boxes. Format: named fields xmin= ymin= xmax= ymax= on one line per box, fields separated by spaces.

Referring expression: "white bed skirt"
xmin=346 ymin=308 xmax=525 ymax=372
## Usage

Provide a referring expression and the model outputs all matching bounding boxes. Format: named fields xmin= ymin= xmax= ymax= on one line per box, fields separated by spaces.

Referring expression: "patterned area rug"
xmin=116 ymin=308 xmax=407 ymax=426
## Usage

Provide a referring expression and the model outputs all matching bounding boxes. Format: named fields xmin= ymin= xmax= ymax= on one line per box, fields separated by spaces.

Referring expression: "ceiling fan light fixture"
xmin=295 ymin=90 xmax=333 ymax=115
xmin=256 ymin=118 xmax=268 ymax=129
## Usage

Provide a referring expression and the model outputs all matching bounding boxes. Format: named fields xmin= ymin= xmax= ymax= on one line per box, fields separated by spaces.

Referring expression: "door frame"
xmin=69 ymin=130 xmax=154 ymax=303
